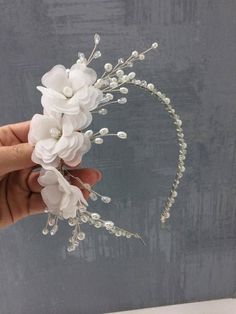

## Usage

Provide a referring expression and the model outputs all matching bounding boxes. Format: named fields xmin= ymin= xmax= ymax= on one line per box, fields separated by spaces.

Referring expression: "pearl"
xmin=42 ymin=228 xmax=49 ymax=235
xmin=116 ymin=69 xmax=124 ymax=77
xmin=94 ymin=33 xmax=100 ymax=44
xmin=101 ymin=196 xmax=111 ymax=203
xmin=118 ymin=97 xmax=127 ymax=104
xmin=110 ymin=81 xmax=118 ymax=89
xmin=172 ymin=191 xmax=178 ymax=198
xmin=94 ymin=137 xmax=103 ymax=144
xmin=85 ymin=130 xmax=93 ymax=137
xmin=104 ymin=63 xmax=113 ymax=72
xmin=163 ymin=211 xmax=170 ymax=219
xmin=115 ymin=230 xmax=122 ymax=237
xmin=132 ymin=50 xmax=139 ymax=57
xmin=81 ymin=215 xmax=89 ymax=223
xmin=98 ymin=108 xmax=108 ymax=115
xmin=152 ymin=42 xmax=159 ymax=49
xmin=77 ymin=232 xmax=85 ymax=241
xmin=63 ymin=86 xmax=73 ymax=98
xmin=128 ymin=72 xmax=136 ymax=79
xmin=147 ymin=83 xmax=155 ymax=91
xmin=105 ymin=93 xmax=114 ymax=101
xmin=120 ymin=87 xmax=128 ymax=94
xmin=99 ymin=128 xmax=109 ymax=135
xmin=67 ymin=245 xmax=76 ymax=252
xmin=164 ymin=97 xmax=170 ymax=105
xmin=117 ymin=131 xmax=127 ymax=139
xmin=139 ymin=54 xmax=145 ymax=60
xmin=50 ymin=128 xmax=61 ymax=139
xmin=118 ymin=58 xmax=124 ymax=64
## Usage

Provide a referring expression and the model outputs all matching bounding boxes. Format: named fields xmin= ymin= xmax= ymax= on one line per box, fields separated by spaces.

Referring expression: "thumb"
xmin=0 ymin=143 xmax=35 ymax=176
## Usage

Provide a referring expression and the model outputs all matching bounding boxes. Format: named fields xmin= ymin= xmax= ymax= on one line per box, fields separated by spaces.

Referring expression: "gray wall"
xmin=0 ymin=0 xmax=236 ymax=313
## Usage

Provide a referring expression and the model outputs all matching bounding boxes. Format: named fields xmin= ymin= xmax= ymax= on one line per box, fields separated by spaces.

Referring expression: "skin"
xmin=0 ymin=121 xmax=102 ymax=228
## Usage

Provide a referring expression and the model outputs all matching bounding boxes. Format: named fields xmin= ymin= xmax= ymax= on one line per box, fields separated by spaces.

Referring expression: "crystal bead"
xmin=94 ymin=137 xmax=103 ymax=144
xmin=94 ymin=50 xmax=101 ymax=58
xmin=77 ymin=232 xmax=85 ymax=241
xmin=104 ymin=221 xmax=114 ymax=230
xmin=98 ymin=108 xmax=108 ymax=115
xmin=117 ymin=131 xmax=127 ymax=139
xmin=48 ymin=217 xmax=56 ymax=226
xmin=94 ymin=33 xmax=100 ymax=44
xmin=42 ymin=228 xmax=49 ymax=235
xmin=120 ymin=87 xmax=128 ymax=94
xmin=101 ymin=196 xmax=111 ymax=203
xmin=68 ymin=218 xmax=77 ymax=226
xmin=118 ymin=97 xmax=127 ymax=104
xmin=126 ymin=233 xmax=132 ymax=238
xmin=67 ymin=245 xmax=76 ymax=252
xmin=94 ymin=221 xmax=102 ymax=228
xmin=50 ymin=225 xmax=58 ymax=236
xmin=91 ymin=213 xmax=100 ymax=220
xmin=164 ymin=97 xmax=170 ymax=105
xmin=89 ymin=192 xmax=98 ymax=201
xmin=81 ymin=215 xmax=89 ymax=223
xmin=139 ymin=54 xmax=145 ymax=60
xmin=118 ymin=58 xmax=124 ymax=64
xmin=104 ymin=63 xmax=113 ymax=72
xmin=115 ymin=230 xmax=122 ymax=237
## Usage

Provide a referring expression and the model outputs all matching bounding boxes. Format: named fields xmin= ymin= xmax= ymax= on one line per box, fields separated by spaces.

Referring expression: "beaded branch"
xmin=28 ymin=34 xmax=187 ymax=252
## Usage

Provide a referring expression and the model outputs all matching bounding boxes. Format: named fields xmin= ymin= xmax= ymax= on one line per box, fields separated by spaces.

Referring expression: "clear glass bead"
xmin=101 ymin=196 xmax=111 ymax=203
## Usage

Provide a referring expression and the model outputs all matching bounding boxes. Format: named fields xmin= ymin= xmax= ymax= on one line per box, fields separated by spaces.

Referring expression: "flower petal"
xmin=41 ymin=65 xmax=71 ymax=93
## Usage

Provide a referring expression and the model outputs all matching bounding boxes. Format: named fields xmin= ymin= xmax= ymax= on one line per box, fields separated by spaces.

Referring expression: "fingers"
xmin=0 ymin=143 xmax=35 ymax=176
xmin=7 ymin=121 xmax=30 ymax=143
xmin=69 ymin=168 xmax=102 ymax=199
xmin=29 ymin=193 xmax=46 ymax=215
xmin=27 ymin=171 xmax=42 ymax=193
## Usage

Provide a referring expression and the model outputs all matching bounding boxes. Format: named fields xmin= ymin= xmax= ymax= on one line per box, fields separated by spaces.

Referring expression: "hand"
xmin=0 ymin=121 xmax=102 ymax=228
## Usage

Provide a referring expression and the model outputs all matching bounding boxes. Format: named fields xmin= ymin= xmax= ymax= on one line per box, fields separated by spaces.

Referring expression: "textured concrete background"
xmin=0 ymin=1 xmax=236 ymax=313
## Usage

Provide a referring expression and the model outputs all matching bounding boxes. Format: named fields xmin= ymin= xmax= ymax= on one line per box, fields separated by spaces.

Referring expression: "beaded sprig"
xmin=31 ymin=34 xmax=186 ymax=252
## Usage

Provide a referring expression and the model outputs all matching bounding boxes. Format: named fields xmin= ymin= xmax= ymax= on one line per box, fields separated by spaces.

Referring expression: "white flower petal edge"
xmin=38 ymin=166 xmax=88 ymax=219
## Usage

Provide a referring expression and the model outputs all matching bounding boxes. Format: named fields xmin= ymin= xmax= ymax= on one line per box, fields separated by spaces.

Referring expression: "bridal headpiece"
xmin=28 ymin=34 xmax=187 ymax=252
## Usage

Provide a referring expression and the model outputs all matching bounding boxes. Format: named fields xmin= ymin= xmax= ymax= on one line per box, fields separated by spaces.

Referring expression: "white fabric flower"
xmin=38 ymin=167 xmax=87 ymax=219
xmin=28 ymin=114 xmax=91 ymax=167
xmin=37 ymin=63 xmax=103 ymax=116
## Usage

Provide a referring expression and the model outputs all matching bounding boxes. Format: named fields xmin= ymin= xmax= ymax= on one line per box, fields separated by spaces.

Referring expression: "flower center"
xmin=63 ymin=86 xmax=73 ymax=98
xmin=50 ymin=128 xmax=61 ymax=139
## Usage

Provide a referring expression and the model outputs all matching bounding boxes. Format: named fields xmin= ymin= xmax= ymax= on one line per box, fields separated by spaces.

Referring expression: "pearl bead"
xmin=50 ymin=128 xmax=61 ymax=139
xmin=63 ymin=86 xmax=73 ymax=98
xmin=152 ymin=42 xmax=159 ymax=49
xmin=110 ymin=81 xmax=118 ymax=89
xmin=164 ymin=97 xmax=170 ymax=105
xmin=132 ymin=50 xmax=139 ymax=57
xmin=94 ymin=33 xmax=100 ymax=44
xmin=94 ymin=221 xmax=102 ymax=228
xmin=85 ymin=130 xmax=93 ymax=137
xmin=89 ymin=192 xmax=98 ymax=201
xmin=67 ymin=245 xmax=76 ymax=252
xmin=120 ymin=87 xmax=128 ymax=94
xmin=81 ymin=215 xmax=89 ymax=223
xmin=50 ymin=225 xmax=58 ymax=236
xmin=116 ymin=69 xmax=124 ymax=77
xmin=147 ymin=83 xmax=155 ymax=91
xmin=105 ymin=93 xmax=113 ymax=101
xmin=98 ymin=108 xmax=108 ymax=115
xmin=77 ymin=232 xmax=85 ymax=241
xmin=118 ymin=97 xmax=127 ymax=104
xmin=128 ymin=72 xmax=136 ymax=79
xmin=94 ymin=137 xmax=103 ymax=144
xmin=99 ymin=128 xmax=109 ymax=135
xmin=104 ymin=63 xmax=113 ymax=72
xmin=42 ymin=228 xmax=49 ymax=235
xmin=139 ymin=54 xmax=145 ymax=60
xmin=117 ymin=131 xmax=127 ymax=139
xmin=94 ymin=50 xmax=101 ymax=58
